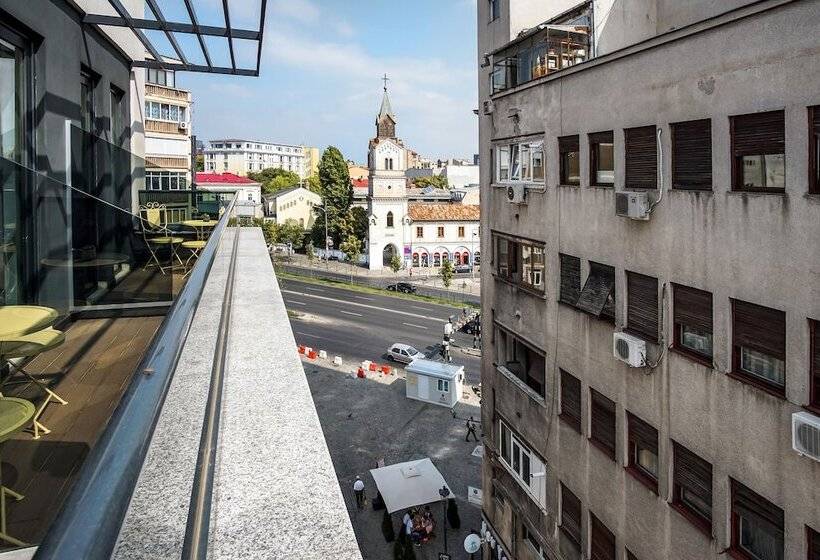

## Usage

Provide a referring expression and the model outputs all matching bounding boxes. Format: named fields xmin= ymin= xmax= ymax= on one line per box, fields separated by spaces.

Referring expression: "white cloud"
xmin=335 ymin=19 xmax=355 ymax=38
xmin=269 ymin=0 xmax=320 ymax=24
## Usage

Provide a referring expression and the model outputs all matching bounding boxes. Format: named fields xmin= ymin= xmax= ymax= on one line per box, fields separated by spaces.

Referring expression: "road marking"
xmin=295 ymin=331 xmax=322 ymax=339
xmin=281 ymin=289 xmax=450 ymax=322
xmin=355 ymin=296 xmax=375 ymax=301
xmin=340 ymin=310 xmax=363 ymax=317
xmin=285 ymin=300 xmax=307 ymax=306
xmin=402 ymin=323 xmax=428 ymax=330
xmin=304 ymin=287 xmax=324 ymax=292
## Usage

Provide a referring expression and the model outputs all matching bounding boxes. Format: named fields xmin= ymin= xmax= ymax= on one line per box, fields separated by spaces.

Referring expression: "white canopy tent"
xmin=369 ymin=458 xmax=452 ymax=514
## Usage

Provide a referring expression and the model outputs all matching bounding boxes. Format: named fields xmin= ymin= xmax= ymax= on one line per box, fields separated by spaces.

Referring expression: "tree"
xmin=315 ymin=146 xmax=353 ymax=247
xmin=248 ymin=168 xmax=300 ymax=194
xmin=278 ymin=219 xmax=306 ymax=250
xmin=413 ymin=174 xmax=449 ymax=190
xmin=339 ymin=235 xmax=362 ymax=266
xmin=195 ymin=154 xmax=204 ymax=172
xmin=305 ymin=243 xmax=315 ymax=262
xmin=440 ymin=259 xmax=455 ymax=288
xmin=389 ymin=254 xmax=402 ymax=275
xmin=446 ymin=498 xmax=461 ymax=529
xmin=381 ymin=510 xmax=395 ymax=543
xmin=305 ymin=174 xmax=321 ymax=194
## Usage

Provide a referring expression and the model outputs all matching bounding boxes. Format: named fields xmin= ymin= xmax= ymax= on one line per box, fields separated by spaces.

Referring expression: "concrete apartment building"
xmin=477 ymin=2 xmax=820 ymax=560
xmin=204 ymin=138 xmax=309 ymax=178
xmin=143 ymin=68 xmax=193 ymax=192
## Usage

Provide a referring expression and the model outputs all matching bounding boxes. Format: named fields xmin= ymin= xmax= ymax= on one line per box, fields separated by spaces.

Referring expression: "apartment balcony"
xmin=490 ymin=24 xmax=591 ymax=95
xmin=144 ymin=83 xmax=192 ymax=103
xmin=144 ymin=120 xmax=188 ymax=136
xmin=0 ymin=127 xmax=359 ymax=558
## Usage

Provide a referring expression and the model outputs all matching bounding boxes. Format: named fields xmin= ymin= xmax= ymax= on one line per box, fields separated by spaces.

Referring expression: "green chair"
xmin=139 ymin=203 xmax=184 ymax=275
xmin=0 ymin=328 xmax=67 ymax=440
xmin=0 ymin=396 xmax=35 ymax=547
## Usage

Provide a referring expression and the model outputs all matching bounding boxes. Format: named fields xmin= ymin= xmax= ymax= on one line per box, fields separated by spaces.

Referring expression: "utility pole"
xmin=439 ymin=486 xmax=451 ymax=556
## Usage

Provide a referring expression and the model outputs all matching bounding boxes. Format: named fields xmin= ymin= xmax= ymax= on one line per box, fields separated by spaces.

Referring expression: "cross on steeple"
xmin=382 ymin=73 xmax=390 ymax=92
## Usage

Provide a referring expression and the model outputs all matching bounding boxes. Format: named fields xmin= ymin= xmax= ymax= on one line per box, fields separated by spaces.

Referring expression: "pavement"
xmin=274 ymin=255 xmax=481 ymax=305
xmin=301 ymin=359 xmax=485 ymax=559
xmin=280 ymin=277 xmax=483 ymax=385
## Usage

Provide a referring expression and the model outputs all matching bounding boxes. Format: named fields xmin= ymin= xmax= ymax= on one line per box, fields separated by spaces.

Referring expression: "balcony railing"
xmin=491 ymin=25 xmax=591 ymax=94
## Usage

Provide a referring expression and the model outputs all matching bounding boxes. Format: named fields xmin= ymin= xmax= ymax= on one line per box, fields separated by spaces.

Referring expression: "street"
xmin=279 ymin=277 xmax=483 ymax=384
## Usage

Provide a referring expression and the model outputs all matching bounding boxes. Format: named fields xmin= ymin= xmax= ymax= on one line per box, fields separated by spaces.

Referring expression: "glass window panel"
xmin=510 ymin=144 xmax=521 ymax=180
xmin=169 ymin=105 xmax=178 ymax=121
xmin=521 ymin=452 xmax=531 ymax=484
xmin=497 ymin=145 xmax=510 ymax=181
xmin=637 ymin=448 xmax=658 ymax=477
xmin=521 ymin=144 xmax=531 ymax=181
xmin=596 ymin=142 xmax=615 ymax=183
xmin=531 ymin=43 xmax=548 ymax=78
xmin=740 ymin=347 xmax=785 ymax=386
xmin=150 ymin=103 xmax=160 ymax=119
xmin=680 ymin=324 xmax=713 ymax=356
xmin=741 ymin=154 xmax=785 ymax=189
xmin=501 ymin=423 xmax=510 ymax=463
xmin=169 ymin=175 xmax=179 ymax=190
xmin=161 ymin=104 xmax=170 ymax=120
xmin=531 ymin=146 xmax=544 ymax=181
xmin=563 ymin=150 xmax=580 ymax=185
xmin=739 ymin=516 xmax=783 ymax=560
xmin=682 ymin=488 xmax=711 ymax=520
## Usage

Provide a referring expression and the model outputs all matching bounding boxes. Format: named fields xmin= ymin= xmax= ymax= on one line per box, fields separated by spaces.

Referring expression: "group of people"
xmin=402 ymin=506 xmax=436 ymax=546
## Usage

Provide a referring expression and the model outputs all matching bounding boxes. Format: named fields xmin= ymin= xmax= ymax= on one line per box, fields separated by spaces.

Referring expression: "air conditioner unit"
xmin=178 ymin=121 xmax=188 ymax=130
xmin=483 ymin=100 xmax=495 ymax=115
xmin=792 ymin=411 xmax=820 ymax=463
xmin=506 ymin=183 xmax=526 ymax=204
xmin=615 ymin=191 xmax=650 ymax=220
xmin=613 ymin=332 xmax=646 ymax=367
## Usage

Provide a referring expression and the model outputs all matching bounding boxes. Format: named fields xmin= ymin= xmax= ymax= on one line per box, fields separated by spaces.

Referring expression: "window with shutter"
xmin=560 ymin=483 xmax=582 ymax=550
xmin=730 ymin=479 xmax=784 ymax=560
xmin=560 ymin=369 xmax=582 ymax=433
xmin=577 ymin=262 xmax=615 ymax=322
xmin=626 ymin=412 xmax=658 ymax=492
xmin=495 ymin=323 xmax=546 ymax=398
xmin=672 ymin=441 xmax=712 ymax=533
xmin=589 ymin=131 xmax=614 ymax=186
xmin=589 ymin=389 xmax=616 ymax=460
xmin=626 ymin=550 xmax=639 ymax=560
xmin=625 ymin=125 xmax=657 ymax=189
xmin=492 ymin=233 xmax=546 ymax=294
xmin=671 ymin=119 xmax=712 ymax=190
xmin=673 ymin=284 xmax=713 ymax=363
xmin=559 ymin=254 xmax=581 ymax=306
xmin=731 ymin=299 xmax=786 ymax=396
xmin=590 ymin=513 xmax=616 ymax=560
xmin=810 ymin=107 xmax=820 ymax=194
xmin=731 ymin=110 xmax=785 ymax=192
xmin=811 ymin=320 xmax=820 ymax=411
xmin=559 ymin=135 xmax=581 ymax=185
xmin=627 ymin=271 xmax=659 ymax=342
xmin=808 ymin=526 xmax=820 ymax=560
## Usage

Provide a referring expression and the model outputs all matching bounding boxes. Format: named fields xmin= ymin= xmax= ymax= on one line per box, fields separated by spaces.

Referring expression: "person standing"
xmin=353 ymin=476 xmax=365 ymax=509
xmin=466 ymin=416 xmax=479 ymax=442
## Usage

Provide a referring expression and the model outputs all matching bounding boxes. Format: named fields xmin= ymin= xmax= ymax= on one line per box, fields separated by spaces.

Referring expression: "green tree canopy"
xmin=318 ymin=146 xmax=352 ymax=220
xmin=412 ymin=174 xmax=449 ymax=190
xmin=248 ymin=167 xmax=301 ymax=194
xmin=278 ymin=219 xmax=306 ymax=249
xmin=305 ymin=174 xmax=321 ymax=194
xmin=441 ymin=259 xmax=455 ymax=288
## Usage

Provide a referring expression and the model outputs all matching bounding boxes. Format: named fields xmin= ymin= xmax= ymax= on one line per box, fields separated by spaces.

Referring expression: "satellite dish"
xmin=464 ymin=534 xmax=481 ymax=554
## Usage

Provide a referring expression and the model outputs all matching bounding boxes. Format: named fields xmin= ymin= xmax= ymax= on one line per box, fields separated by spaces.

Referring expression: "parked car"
xmin=454 ymin=264 xmax=473 ymax=274
xmin=386 ymin=282 xmax=417 ymax=294
xmin=387 ymin=343 xmax=425 ymax=364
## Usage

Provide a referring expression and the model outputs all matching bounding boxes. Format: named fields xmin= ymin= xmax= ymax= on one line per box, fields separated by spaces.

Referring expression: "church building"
xmin=365 ymin=84 xmax=480 ymax=271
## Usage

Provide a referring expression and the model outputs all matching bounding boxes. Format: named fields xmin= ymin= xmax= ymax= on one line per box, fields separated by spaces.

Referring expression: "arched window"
xmin=386 ymin=211 xmax=394 ymax=228
xmin=412 ymin=253 xmax=419 ymax=267
xmin=433 ymin=253 xmax=441 ymax=267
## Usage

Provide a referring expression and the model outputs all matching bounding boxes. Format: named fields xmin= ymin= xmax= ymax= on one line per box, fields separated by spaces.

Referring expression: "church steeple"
xmin=376 ymin=74 xmax=396 ymax=139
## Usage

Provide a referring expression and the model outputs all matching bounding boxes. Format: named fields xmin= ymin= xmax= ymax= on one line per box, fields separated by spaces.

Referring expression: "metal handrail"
xmin=33 ymin=194 xmax=239 ymax=560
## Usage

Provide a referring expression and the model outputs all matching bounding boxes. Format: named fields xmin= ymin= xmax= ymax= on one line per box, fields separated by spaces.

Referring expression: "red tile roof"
xmin=408 ymin=203 xmax=480 ymax=222
xmin=351 ymin=178 xmax=369 ymax=188
xmin=195 ymin=172 xmax=258 ymax=185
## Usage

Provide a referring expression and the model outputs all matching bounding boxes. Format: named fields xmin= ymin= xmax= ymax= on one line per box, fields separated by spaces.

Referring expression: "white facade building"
xmin=143 ymin=68 xmax=192 ymax=192
xmin=204 ymin=139 xmax=307 ymax=178
xmin=365 ymin=87 xmax=480 ymax=270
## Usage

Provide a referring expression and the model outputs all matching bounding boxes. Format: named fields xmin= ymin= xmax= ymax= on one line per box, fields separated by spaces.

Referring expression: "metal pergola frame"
xmin=82 ymin=0 xmax=268 ymax=76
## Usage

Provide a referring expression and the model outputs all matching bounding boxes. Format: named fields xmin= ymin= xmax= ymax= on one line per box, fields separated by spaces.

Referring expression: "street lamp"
xmin=439 ymin=486 xmax=451 ymax=556
xmin=315 ymin=204 xmax=329 ymax=264
xmin=470 ymin=229 xmax=479 ymax=281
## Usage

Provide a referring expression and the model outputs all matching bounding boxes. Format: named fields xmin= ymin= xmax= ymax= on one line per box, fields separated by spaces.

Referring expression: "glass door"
xmin=0 ymin=30 xmax=28 ymax=305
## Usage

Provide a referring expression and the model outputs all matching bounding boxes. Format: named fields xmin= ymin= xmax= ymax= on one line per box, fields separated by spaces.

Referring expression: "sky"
xmin=158 ymin=0 xmax=479 ymax=164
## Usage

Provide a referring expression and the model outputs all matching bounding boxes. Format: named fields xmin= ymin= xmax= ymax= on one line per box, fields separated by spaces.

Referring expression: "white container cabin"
xmin=404 ymin=359 xmax=464 ymax=408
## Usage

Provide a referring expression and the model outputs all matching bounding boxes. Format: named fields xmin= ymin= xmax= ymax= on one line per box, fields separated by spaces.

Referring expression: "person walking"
xmin=465 ymin=416 xmax=479 ymax=442
xmin=353 ymin=476 xmax=365 ymax=509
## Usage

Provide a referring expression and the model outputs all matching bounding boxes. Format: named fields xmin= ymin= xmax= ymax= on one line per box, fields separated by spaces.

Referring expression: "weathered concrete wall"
xmin=478 ymin=1 xmax=820 ymax=559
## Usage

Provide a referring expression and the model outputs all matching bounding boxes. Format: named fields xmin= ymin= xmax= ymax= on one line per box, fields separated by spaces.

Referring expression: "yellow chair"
xmin=139 ymin=203 xmax=184 ymax=275
xmin=0 ymin=396 xmax=35 ymax=547
xmin=0 ymin=328 xmax=67 ymax=440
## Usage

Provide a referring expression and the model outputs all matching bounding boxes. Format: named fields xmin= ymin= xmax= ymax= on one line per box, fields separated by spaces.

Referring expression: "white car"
xmin=387 ymin=343 xmax=425 ymax=364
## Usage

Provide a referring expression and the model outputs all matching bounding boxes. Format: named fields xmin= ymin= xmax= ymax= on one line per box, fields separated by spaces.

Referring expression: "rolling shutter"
xmin=625 ymin=125 xmax=657 ymax=189
xmin=732 ymin=299 xmax=786 ymax=360
xmin=809 ymin=527 xmax=820 ymax=560
xmin=577 ymin=263 xmax=615 ymax=317
xmin=589 ymin=131 xmax=613 ymax=144
xmin=731 ymin=479 xmax=784 ymax=536
xmin=673 ymin=284 xmax=713 ymax=333
xmin=812 ymin=320 xmax=820 ymax=408
xmin=673 ymin=442 xmax=712 ymax=517
xmin=560 ymin=483 xmax=582 ymax=546
xmin=559 ymin=254 xmax=581 ymax=305
xmin=560 ymin=369 xmax=582 ymax=432
xmin=731 ymin=110 xmax=785 ymax=155
xmin=628 ymin=413 xmax=658 ymax=455
xmin=559 ymin=135 xmax=580 ymax=154
xmin=627 ymin=271 xmax=659 ymax=342
xmin=590 ymin=389 xmax=616 ymax=459
xmin=590 ymin=513 xmax=616 ymax=560
xmin=672 ymin=119 xmax=712 ymax=190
